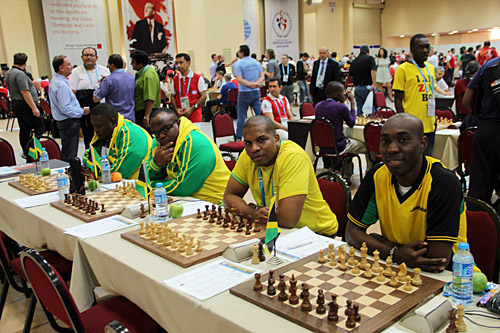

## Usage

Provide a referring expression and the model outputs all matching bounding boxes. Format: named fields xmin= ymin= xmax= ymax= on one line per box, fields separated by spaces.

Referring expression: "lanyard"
xmin=284 ymin=64 xmax=289 ymax=75
xmin=178 ymin=70 xmax=193 ymax=97
xmin=136 ymin=65 xmax=149 ymax=80
xmin=411 ymin=59 xmax=434 ymax=95
xmin=258 ymin=167 xmax=274 ymax=207
xmin=85 ymin=65 xmax=99 ymax=85
xmin=113 ymin=69 xmax=125 ymax=74
xmin=273 ymin=97 xmax=286 ymax=118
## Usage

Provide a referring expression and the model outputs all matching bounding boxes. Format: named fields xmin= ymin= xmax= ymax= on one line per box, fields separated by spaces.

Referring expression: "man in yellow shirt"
xmin=224 ymin=116 xmax=338 ymax=236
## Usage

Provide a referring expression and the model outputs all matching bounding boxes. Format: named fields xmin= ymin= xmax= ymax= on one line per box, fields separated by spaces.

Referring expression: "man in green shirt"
xmin=146 ymin=108 xmax=230 ymax=204
xmin=130 ymin=50 xmax=161 ymax=130
xmin=85 ymin=103 xmax=153 ymax=179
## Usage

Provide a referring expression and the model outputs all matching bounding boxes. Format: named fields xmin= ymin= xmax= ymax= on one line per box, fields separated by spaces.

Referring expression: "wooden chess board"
xmin=121 ymin=211 xmax=267 ymax=268
xmin=50 ymin=188 xmax=145 ymax=223
xmin=354 ymin=116 xmax=383 ymax=126
xmin=230 ymin=252 xmax=445 ymax=333
xmin=9 ymin=174 xmax=58 ymax=195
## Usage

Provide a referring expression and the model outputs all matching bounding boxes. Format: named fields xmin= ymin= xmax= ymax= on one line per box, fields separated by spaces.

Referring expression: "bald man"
xmin=346 ymin=114 xmax=468 ymax=272
xmin=309 ymin=47 xmax=341 ymax=105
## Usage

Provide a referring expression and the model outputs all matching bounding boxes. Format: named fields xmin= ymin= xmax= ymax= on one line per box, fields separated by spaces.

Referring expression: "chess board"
xmin=354 ymin=116 xmax=383 ymax=126
xmin=50 ymin=188 xmax=145 ymax=223
xmin=230 ymin=252 xmax=445 ymax=333
xmin=9 ymin=174 xmax=58 ymax=195
xmin=121 ymin=212 xmax=267 ymax=268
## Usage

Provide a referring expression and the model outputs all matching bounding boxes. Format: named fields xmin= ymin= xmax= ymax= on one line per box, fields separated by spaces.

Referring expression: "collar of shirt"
xmin=178 ymin=70 xmax=193 ymax=80
xmin=267 ymin=93 xmax=284 ymax=101
xmin=148 ymin=18 xmax=154 ymax=25
xmin=55 ymin=73 xmax=69 ymax=83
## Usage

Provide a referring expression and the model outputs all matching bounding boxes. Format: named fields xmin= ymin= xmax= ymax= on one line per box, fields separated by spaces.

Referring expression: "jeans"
xmin=281 ymin=85 xmax=294 ymax=105
xmin=298 ymin=80 xmax=310 ymax=103
xmin=424 ymin=132 xmax=435 ymax=157
xmin=57 ymin=118 xmax=80 ymax=162
xmin=354 ymin=86 xmax=372 ymax=116
xmin=236 ymin=90 xmax=261 ymax=139
xmin=11 ymin=99 xmax=45 ymax=157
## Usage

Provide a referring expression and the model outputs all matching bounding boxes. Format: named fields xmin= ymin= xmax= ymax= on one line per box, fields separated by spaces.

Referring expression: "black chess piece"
xmin=345 ymin=299 xmax=356 ymax=328
xmin=300 ymin=283 xmax=308 ymax=299
xmin=345 ymin=299 xmax=353 ymax=315
xmin=446 ymin=309 xmax=458 ymax=333
xmin=267 ymin=272 xmax=276 ymax=296
xmin=327 ymin=294 xmax=339 ymax=322
xmin=196 ymin=208 xmax=202 ymax=218
xmin=277 ymin=274 xmax=288 ymax=302
xmin=268 ymin=270 xmax=275 ymax=285
xmin=288 ymin=275 xmax=299 ymax=305
xmin=258 ymin=242 xmax=266 ymax=262
xmin=353 ymin=303 xmax=361 ymax=322
xmin=316 ymin=289 xmax=326 ymax=315
xmin=253 ymin=273 xmax=263 ymax=291
xmin=300 ymin=284 xmax=312 ymax=312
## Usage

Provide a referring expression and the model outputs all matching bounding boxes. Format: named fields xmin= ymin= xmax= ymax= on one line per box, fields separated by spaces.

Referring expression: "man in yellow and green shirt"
xmin=224 ymin=116 xmax=338 ymax=236
xmin=146 ymin=108 xmax=230 ymax=204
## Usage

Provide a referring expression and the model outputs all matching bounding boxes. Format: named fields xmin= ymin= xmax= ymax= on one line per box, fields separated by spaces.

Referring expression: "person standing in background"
xmin=375 ymin=48 xmax=393 ymax=102
xmin=279 ymin=54 xmax=295 ymax=105
xmin=296 ymin=53 xmax=311 ymax=103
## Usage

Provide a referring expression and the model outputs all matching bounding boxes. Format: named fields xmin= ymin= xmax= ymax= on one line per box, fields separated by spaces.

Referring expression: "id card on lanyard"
xmin=274 ymin=98 xmax=288 ymax=127
xmin=258 ymin=167 xmax=274 ymax=207
xmin=85 ymin=65 xmax=100 ymax=88
xmin=283 ymin=64 xmax=289 ymax=83
xmin=179 ymin=70 xmax=193 ymax=110
xmin=411 ymin=60 xmax=435 ymax=117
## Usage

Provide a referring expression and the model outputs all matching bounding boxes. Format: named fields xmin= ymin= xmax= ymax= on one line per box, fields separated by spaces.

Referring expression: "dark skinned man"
xmin=346 ymin=114 xmax=470 ymax=273
xmin=224 ymin=116 xmax=337 ymax=236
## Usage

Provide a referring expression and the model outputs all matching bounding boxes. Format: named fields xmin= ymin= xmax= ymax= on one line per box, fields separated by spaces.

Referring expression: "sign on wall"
xmin=41 ymin=0 xmax=108 ymax=71
xmin=243 ymin=0 xmax=258 ymax=56
xmin=264 ymin=0 xmax=299 ymax=60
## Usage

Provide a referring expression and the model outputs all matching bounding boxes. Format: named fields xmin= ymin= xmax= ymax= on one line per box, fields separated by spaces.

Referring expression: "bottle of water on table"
xmin=452 ymin=242 xmax=474 ymax=306
xmin=154 ymin=182 xmax=168 ymax=222
xmin=101 ymin=155 xmax=111 ymax=184
xmin=40 ymin=148 xmax=49 ymax=170
xmin=56 ymin=169 xmax=69 ymax=200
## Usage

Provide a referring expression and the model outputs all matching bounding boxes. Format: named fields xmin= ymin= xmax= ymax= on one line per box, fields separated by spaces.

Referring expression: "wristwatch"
xmin=144 ymin=116 xmax=149 ymax=120
xmin=194 ymin=103 xmax=199 ymax=109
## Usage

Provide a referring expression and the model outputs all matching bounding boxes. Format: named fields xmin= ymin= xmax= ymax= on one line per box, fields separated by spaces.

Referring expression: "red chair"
xmin=374 ymin=108 xmax=395 ymax=119
xmin=222 ymin=152 xmax=236 ymax=171
xmin=259 ymin=86 xmax=267 ymax=101
xmin=0 ymin=95 xmax=15 ymax=131
xmin=457 ymin=127 xmax=476 ymax=192
xmin=363 ymin=121 xmax=384 ymax=164
xmin=310 ymin=118 xmax=363 ymax=182
xmin=465 ymin=197 xmax=500 ymax=282
xmin=317 ymin=171 xmax=351 ymax=241
xmin=0 ymin=138 xmax=16 ymax=166
xmin=26 ymin=135 xmax=61 ymax=162
xmin=344 ymin=75 xmax=354 ymax=90
xmin=436 ymin=107 xmax=455 ymax=122
xmin=212 ymin=111 xmax=244 ymax=154
xmin=299 ymin=102 xmax=315 ymax=118
xmin=21 ymin=248 xmax=164 ymax=333
xmin=221 ymin=89 xmax=238 ymax=118
xmin=0 ymin=231 xmax=72 ymax=332
xmin=374 ymin=91 xmax=387 ymax=109
xmin=40 ymin=98 xmax=55 ymax=136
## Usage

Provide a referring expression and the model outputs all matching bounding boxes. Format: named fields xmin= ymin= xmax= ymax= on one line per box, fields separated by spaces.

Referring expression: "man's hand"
xmin=142 ymin=117 xmax=150 ymax=128
xmin=83 ymin=107 xmax=90 ymax=115
xmin=153 ymin=141 xmax=174 ymax=167
xmin=256 ymin=207 xmax=270 ymax=222
xmin=32 ymin=108 xmax=40 ymax=117
xmin=394 ymin=241 xmax=448 ymax=272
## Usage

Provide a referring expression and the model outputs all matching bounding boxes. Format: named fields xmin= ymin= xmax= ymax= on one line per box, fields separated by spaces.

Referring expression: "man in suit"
xmin=131 ymin=2 xmax=167 ymax=54
xmin=309 ymin=47 xmax=341 ymax=105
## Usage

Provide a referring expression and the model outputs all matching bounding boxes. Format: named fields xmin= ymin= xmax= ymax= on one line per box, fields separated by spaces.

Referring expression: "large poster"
xmin=41 ymin=0 xmax=108 ymax=71
xmin=243 ymin=0 xmax=258 ymax=56
xmin=264 ymin=0 xmax=299 ymax=60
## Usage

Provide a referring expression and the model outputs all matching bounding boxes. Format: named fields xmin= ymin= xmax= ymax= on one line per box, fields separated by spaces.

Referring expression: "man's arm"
xmin=20 ymin=91 xmax=40 ymax=117
xmin=236 ymin=75 xmax=260 ymax=89
xmin=181 ymin=90 xmax=207 ymax=118
xmin=276 ymin=194 xmax=306 ymax=228
xmin=224 ymin=176 xmax=269 ymax=222
xmin=263 ymin=110 xmax=286 ymax=130
xmin=371 ymin=70 xmax=377 ymax=89
xmin=394 ymin=90 xmax=405 ymax=113
xmin=143 ymin=100 xmax=154 ymax=128
xmin=463 ymin=88 xmax=474 ymax=110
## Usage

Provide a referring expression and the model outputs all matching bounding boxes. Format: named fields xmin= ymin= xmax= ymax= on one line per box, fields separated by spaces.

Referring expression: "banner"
xmin=122 ymin=0 xmax=175 ymax=67
xmin=242 ymin=0 xmax=258 ymax=56
xmin=42 ymin=0 xmax=108 ymax=71
xmin=264 ymin=0 xmax=299 ymax=60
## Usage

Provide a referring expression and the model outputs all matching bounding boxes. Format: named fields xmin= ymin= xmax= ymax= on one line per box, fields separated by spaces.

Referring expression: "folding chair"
xmin=221 ymin=152 xmax=236 ymax=171
xmin=221 ymin=89 xmax=238 ymax=119
xmin=212 ymin=111 xmax=244 ymax=154
xmin=374 ymin=108 xmax=395 ymax=119
xmin=299 ymin=102 xmax=315 ymax=118
xmin=363 ymin=121 xmax=383 ymax=165
xmin=0 ymin=95 xmax=15 ymax=131
xmin=0 ymin=138 xmax=16 ymax=166
xmin=457 ymin=127 xmax=476 ymax=192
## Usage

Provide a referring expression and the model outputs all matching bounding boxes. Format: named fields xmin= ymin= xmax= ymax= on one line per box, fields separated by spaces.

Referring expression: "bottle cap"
xmin=458 ymin=242 xmax=469 ymax=250
xmin=58 ymin=169 xmax=63 ymax=173
xmin=102 ymin=155 xmax=107 ymax=158
xmin=42 ymin=148 xmax=46 ymax=151
xmin=156 ymin=182 xmax=163 ymax=188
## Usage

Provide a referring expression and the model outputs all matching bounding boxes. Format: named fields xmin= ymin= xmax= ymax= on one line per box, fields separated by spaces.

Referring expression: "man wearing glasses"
xmin=146 ymin=108 xmax=230 ymax=204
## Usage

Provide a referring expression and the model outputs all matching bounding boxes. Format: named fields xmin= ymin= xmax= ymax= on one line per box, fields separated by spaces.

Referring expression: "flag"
xmin=264 ymin=196 xmax=281 ymax=254
xmin=82 ymin=145 xmax=101 ymax=178
xmin=135 ymin=162 xmax=151 ymax=201
xmin=28 ymin=134 xmax=42 ymax=161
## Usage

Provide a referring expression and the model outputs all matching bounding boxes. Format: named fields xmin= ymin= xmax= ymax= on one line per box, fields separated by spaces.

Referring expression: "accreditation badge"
xmin=283 ymin=74 xmax=289 ymax=83
xmin=316 ymin=75 xmax=324 ymax=87
xmin=427 ymin=94 xmax=436 ymax=117
xmin=180 ymin=96 xmax=190 ymax=110
xmin=281 ymin=117 xmax=288 ymax=128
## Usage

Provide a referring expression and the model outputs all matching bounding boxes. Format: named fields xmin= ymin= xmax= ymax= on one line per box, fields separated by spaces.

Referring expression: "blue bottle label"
xmin=155 ymin=194 xmax=166 ymax=204
xmin=57 ymin=177 xmax=68 ymax=187
xmin=102 ymin=162 xmax=110 ymax=171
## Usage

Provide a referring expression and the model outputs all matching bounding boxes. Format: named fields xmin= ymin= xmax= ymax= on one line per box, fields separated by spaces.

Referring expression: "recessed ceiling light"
xmin=431 ymin=33 xmax=436 ymax=36
xmin=494 ymin=27 xmax=500 ymax=29
xmin=468 ymin=31 xmax=473 ymax=33
xmin=400 ymin=35 xmax=405 ymax=38
xmin=452 ymin=30 xmax=458 ymax=33
xmin=472 ymin=29 xmax=478 ymax=31
xmin=448 ymin=32 xmax=454 ymax=35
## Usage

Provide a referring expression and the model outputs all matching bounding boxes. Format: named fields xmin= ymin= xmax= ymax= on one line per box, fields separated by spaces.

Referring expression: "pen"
xmin=287 ymin=240 xmax=313 ymax=250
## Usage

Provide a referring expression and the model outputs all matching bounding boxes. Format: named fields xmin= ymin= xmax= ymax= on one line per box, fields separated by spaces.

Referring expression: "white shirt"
xmin=261 ymin=93 xmax=291 ymax=117
xmin=147 ymin=18 xmax=155 ymax=43
xmin=68 ymin=64 xmax=110 ymax=90
xmin=427 ymin=55 xmax=439 ymax=69
xmin=170 ymin=70 xmax=207 ymax=95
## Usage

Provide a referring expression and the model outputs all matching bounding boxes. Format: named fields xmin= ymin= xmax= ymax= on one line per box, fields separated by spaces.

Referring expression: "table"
xmin=0 ymin=159 xmax=68 ymax=179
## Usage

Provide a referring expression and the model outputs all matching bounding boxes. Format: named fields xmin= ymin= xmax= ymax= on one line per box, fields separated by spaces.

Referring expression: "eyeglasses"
xmin=152 ymin=121 xmax=177 ymax=138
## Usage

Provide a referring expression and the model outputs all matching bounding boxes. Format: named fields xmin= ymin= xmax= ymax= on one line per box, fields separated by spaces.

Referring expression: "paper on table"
xmin=14 ymin=192 xmax=60 ymax=208
xmin=0 ymin=166 xmax=20 ymax=176
xmin=273 ymin=227 xmax=344 ymax=261
xmin=64 ymin=215 xmax=137 ymax=239
xmin=436 ymin=128 xmax=460 ymax=135
xmin=163 ymin=258 xmax=260 ymax=301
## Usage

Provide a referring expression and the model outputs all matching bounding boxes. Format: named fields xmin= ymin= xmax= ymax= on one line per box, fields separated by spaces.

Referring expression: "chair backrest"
xmin=363 ymin=121 xmax=383 ymax=153
xmin=221 ymin=152 xmax=236 ymax=171
xmin=316 ymin=171 xmax=351 ymax=240
xmin=458 ymin=127 xmax=476 ymax=166
xmin=0 ymin=95 xmax=9 ymax=111
xmin=374 ymin=107 xmax=395 ymax=119
xmin=436 ymin=107 xmax=454 ymax=122
xmin=40 ymin=98 xmax=51 ymax=115
xmin=310 ymin=118 xmax=337 ymax=151
xmin=374 ymin=92 xmax=387 ymax=108
xmin=44 ymin=85 xmax=50 ymax=99
xmin=0 ymin=137 xmax=17 ymax=166
xmin=224 ymin=89 xmax=238 ymax=106
xmin=300 ymin=102 xmax=315 ymax=118
xmin=21 ymin=249 xmax=84 ymax=332
xmin=27 ymin=136 xmax=61 ymax=162
xmin=259 ymin=86 xmax=267 ymax=99
xmin=465 ymin=197 xmax=500 ymax=282
xmin=212 ymin=111 xmax=235 ymax=139
xmin=344 ymin=76 xmax=353 ymax=89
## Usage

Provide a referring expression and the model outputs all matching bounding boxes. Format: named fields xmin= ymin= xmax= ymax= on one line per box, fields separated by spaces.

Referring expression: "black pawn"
xmin=345 ymin=299 xmax=353 ymax=315
xmin=327 ymin=294 xmax=339 ymax=322
xmin=277 ymin=274 xmax=288 ymax=302
xmin=268 ymin=270 xmax=275 ymax=285
xmin=253 ymin=273 xmax=263 ymax=291
xmin=300 ymin=283 xmax=308 ymax=299
xmin=267 ymin=276 xmax=276 ymax=296
xmin=345 ymin=301 xmax=356 ymax=329
xmin=316 ymin=289 xmax=326 ymax=315
xmin=258 ymin=242 xmax=265 ymax=262
xmin=353 ymin=303 xmax=361 ymax=322
xmin=300 ymin=284 xmax=312 ymax=312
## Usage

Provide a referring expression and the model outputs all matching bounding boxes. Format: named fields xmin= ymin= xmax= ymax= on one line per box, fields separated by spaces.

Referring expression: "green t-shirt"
xmin=134 ymin=65 xmax=161 ymax=111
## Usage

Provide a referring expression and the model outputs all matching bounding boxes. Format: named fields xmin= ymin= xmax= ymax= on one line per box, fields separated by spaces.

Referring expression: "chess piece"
xmin=258 ymin=242 xmax=265 ymax=262
xmin=253 ymin=273 xmax=263 ymax=291
xmin=318 ymin=249 xmax=326 ymax=264
xmin=222 ymin=219 xmax=229 ymax=228
xmin=327 ymin=244 xmax=334 ymax=259
xmin=251 ymin=244 xmax=259 ymax=265
xmin=390 ymin=271 xmax=398 ymax=286
xmin=139 ymin=222 xmax=146 ymax=235
xmin=90 ymin=205 xmax=96 ymax=215
xmin=253 ymin=221 xmax=261 ymax=233
xmin=397 ymin=263 xmax=407 ymax=282
xmin=364 ymin=264 xmax=373 ymax=278
xmin=277 ymin=274 xmax=288 ymax=302
xmin=329 ymin=251 xmax=337 ymax=266
xmin=209 ymin=214 xmax=215 ymax=224
xmin=236 ymin=222 xmax=243 ymax=233
xmin=171 ymin=235 xmax=178 ymax=249
xmin=163 ymin=230 xmax=172 ymax=246
xmin=316 ymin=289 xmax=326 ymax=314
xmin=345 ymin=303 xmax=356 ymax=328
xmin=456 ymin=304 xmax=466 ymax=332
xmin=339 ymin=255 xmax=347 ymax=270
xmin=140 ymin=203 xmax=146 ymax=219
xmin=352 ymin=260 xmax=360 ymax=274
xmin=327 ymin=294 xmax=339 ymax=322
xmin=344 ymin=299 xmax=353 ymax=316
xmin=360 ymin=242 xmax=368 ymax=269
xmin=348 ymin=246 xmax=355 ymax=266
xmin=377 ymin=266 xmax=385 ymax=282
xmin=288 ymin=275 xmax=299 ymax=305
xmin=268 ymin=270 xmax=275 ymax=285
xmin=412 ymin=268 xmax=422 ymax=286
xmin=353 ymin=303 xmax=361 ymax=322
xmin=446 ymin=309 xmax=458 ymax=333
xmin=101 ymin=203 xmax=106 ymax=213
xmin=337 ymin=245 xmax=345 ymax=259
xmin=300 ymin=284 xmax=312 ymax=312
xmin=245 ymin=224 xmax=251 ymax=235
xmin=186 ymin=241 xmax=194 ymax=255
xmin=404 ymin=275 xmax=413 ymax=291
xmin=384 ymin=256 xmax=393 ymax=276
xmin=196 ymin=239 xmax=203 ymax=252
xmin=372 ymin=249 xmax=380 ymax=270
xmin=267 ymin=275 xmax=276 ymax=296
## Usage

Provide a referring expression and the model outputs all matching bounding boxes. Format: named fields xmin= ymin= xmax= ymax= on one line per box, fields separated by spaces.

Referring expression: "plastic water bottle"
xmin=452 ymin=242 xmax=474 ymax=306
xmin=40 ymin=148 xmax=49 ymax=170
xmin=101 ymin=155 xmax=111 ymax=184
xmin=56 ymin=169 xmax=69 ymax=200
xmin=154 ymin=182 xmax=168 ymax=222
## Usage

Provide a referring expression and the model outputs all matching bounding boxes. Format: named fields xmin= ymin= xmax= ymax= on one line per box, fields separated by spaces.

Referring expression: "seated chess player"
xmin=223 ymin=116 xmax=338 ymax=236
xmin=146 ymin=108 xmax=230 ymax=204
xmin=345 ymin=113 xmax=468 ymax=272
xmin=85 ymin=103 xmax=152 ymax=179
xmin=261 ymin=78 xmax=295 ymax=140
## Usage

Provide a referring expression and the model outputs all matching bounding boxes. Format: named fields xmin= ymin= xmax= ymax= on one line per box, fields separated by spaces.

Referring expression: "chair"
xmin=212 ymin=111 xmax=244 ymax=154
xmin=222 ymin=152 xmax=236 ymax=171
xmin=0 ymin=231 xmax=72 ymax=332
xmin=457 ymin=127 xmax=476 ymax=192
xmin=259 ymin=86 xmax=267 ymax=101
xmin=0 ymin=95 xmax=15 ymax=131
xmin=465 ymin=197 xmax=500 ymax=282
xmin=374 ymin=107 xmax=395 ymax=119
xmin=344 ymin=75 xmax=354 ymax=90
xmin=317 ymin=171 xmax=351 ymax=241
xmin=40 ymin=98 xmax=54 ymax=136
xmin=363 ymin=121 xmax=384 ymax=165
xmin=21 ymin=248 xmax=164 ymax=333
xmin=299 ymin=102 xmax=315 ymax=118
xmin=26 ymin=135 xmax=61 ymax=162
xmin=310 ymin=118 xmax=363 ymax=182
xmin=0 ymin=138 xmax=16 ymax=166
xmin=374 ymin=91 xmax=387 ymax=109
xmin=221 ymin=89 xmax=238 ymax=119
xmin=436 ymin=107 xmax=455 ymax=122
